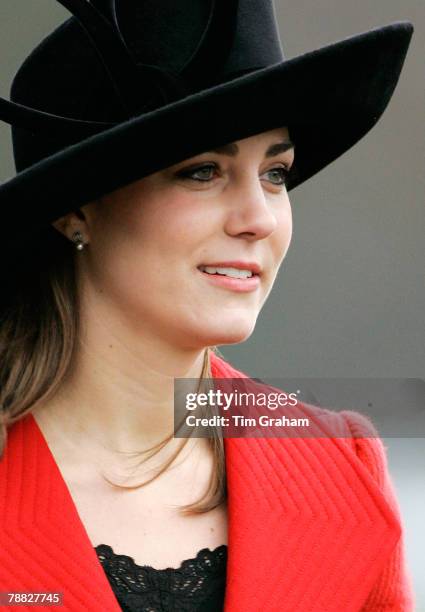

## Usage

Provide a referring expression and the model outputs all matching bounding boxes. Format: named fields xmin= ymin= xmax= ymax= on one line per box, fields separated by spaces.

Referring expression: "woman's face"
xmin=74 ymin=126 xmax=294 ymax=349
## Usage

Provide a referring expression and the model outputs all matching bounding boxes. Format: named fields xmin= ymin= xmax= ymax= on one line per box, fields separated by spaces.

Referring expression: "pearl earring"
xmin=71 ymin=230 xmax=86 ymax=251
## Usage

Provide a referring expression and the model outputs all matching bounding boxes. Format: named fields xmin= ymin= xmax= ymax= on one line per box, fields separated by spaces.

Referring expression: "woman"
xmin=0 ymin=1 xmax=415 ymax=610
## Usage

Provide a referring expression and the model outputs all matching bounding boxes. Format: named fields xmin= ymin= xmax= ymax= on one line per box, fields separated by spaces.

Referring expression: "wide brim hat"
xmin=0 ymin=0 xmax=414 ymax=255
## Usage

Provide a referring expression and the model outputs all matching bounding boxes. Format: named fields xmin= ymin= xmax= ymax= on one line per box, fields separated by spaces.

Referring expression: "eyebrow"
xmin=206 ymin=138 xmax=294 ymax=158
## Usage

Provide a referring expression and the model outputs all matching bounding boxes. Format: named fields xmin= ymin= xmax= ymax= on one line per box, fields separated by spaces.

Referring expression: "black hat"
xmin=0 ymin=0 xmax=414 ymax=250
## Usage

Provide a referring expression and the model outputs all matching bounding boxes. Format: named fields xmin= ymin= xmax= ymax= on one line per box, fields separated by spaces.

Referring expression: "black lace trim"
xmin=95 ymin=543 xmax=227 ymax=612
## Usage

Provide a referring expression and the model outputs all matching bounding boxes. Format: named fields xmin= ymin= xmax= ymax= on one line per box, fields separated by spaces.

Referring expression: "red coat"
xmin=0 ymin=352 xmax=415 ymax=611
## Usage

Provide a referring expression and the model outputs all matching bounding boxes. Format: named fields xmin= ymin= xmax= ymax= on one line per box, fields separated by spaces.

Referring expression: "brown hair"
xmin=0 ymin=224 xmax=227 ymax=515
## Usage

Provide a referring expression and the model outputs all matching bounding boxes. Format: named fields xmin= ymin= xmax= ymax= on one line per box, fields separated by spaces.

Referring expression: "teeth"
xmin=201 ymin=266 xmax=253 ymax=279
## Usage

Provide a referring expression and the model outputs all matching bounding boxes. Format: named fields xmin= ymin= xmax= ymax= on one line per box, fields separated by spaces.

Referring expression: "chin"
xmin=194 ymin=319 xmax=256 ymax=347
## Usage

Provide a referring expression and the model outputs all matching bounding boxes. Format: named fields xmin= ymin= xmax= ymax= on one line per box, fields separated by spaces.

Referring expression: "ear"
xmin=51 ymin=215 xmax=69 ymax=237
xmin=51 ymin=208 xmax=89 ymax=241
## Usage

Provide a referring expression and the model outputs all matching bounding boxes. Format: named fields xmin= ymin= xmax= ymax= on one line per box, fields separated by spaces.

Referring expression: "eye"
xmin=262 ymin=165 xmax=291 ymax=186
xmin=177 ymin=163 xmax=218 ymax=182
xmin=176 ymin=162 xmax=293 ymax=185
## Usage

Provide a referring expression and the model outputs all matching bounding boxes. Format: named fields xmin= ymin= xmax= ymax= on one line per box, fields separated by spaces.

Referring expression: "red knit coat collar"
xmin=0 ymin=352 xmax=401 ymax=611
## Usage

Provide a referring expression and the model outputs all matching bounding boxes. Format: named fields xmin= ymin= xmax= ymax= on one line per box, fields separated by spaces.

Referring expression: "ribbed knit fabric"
xmin=210 ymin=351 xmax=416 ymax=611
xmin=0 ymin=351 xmax=416 ymax=611
xmin=341 ymin=410 xmax=416 ymax=611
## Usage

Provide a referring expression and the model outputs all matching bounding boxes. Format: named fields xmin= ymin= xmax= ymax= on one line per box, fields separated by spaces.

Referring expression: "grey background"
xmin=0 ymin=0 xmax=423 ymax=607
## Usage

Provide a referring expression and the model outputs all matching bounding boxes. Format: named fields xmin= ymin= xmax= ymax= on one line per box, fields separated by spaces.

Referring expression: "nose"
xmin=223 ymin=173 xmax=281 ymax=240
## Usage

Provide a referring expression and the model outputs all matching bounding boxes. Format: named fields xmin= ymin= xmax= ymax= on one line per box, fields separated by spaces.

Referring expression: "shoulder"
xmin=335 ymin=409 xmax=395 ymax=494
xmin=303 ymin=403 xmax=396 ymax=496
xmin=210 ymin=351 xmax=393 ymax=486
xmin=209 ymin=350 xmax=247 ymax=378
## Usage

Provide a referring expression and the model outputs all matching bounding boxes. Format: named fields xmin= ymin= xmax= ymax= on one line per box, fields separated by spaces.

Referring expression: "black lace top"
xmin=94 ymin=543 xmax=228 ymax=612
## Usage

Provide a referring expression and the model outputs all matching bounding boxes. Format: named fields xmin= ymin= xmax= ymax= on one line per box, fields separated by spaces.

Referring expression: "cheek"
xmin=94 ymin=191 xmax=200 ymax=258
xmin=86 ymin=193 xmax=208 ymax=304
xmin=127 ymin=191 xmax=208 ymax=246
xmin=274 ymin=199 xmax=293 ymax=262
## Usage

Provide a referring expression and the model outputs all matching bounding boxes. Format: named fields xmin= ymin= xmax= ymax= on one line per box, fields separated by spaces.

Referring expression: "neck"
xmin=32 ymin=300 xmax=210 ymax=458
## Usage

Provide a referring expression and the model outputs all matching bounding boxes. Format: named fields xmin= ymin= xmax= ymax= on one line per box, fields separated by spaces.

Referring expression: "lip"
xmin=197 ymin=266 xmax=261 ymax=293
xmin=197 ymin=261 xmax=262 ymax=276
